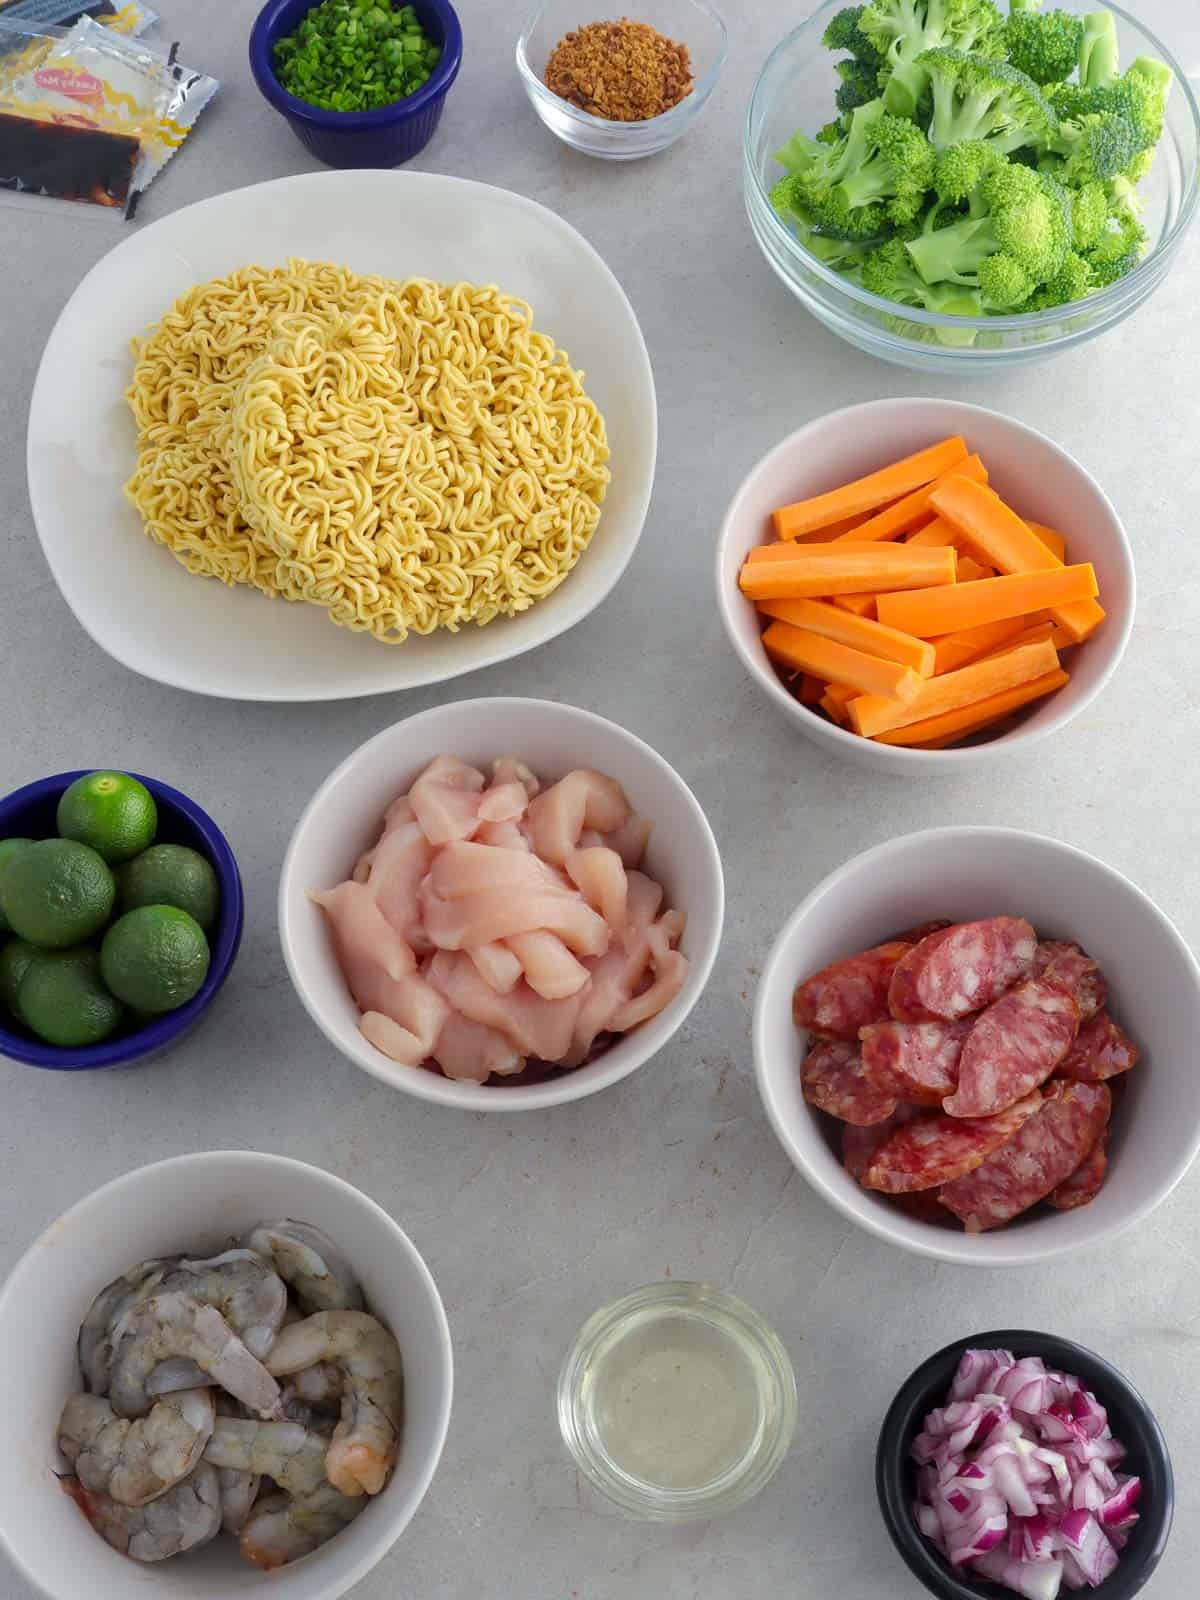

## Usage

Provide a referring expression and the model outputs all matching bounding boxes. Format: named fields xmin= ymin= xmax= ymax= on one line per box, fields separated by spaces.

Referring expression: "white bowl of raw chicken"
xmin=0 ymin=1151 xmax=452 ymax=1600
xmin=279 ymin=698 xmax=724 ymax=1111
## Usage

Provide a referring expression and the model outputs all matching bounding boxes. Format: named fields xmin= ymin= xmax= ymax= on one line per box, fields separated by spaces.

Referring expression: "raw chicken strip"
xmin=467 ymin=943 xmax=523 ymax=994
xmin=475 ymin=818 xmax=531 ymax=851
xmin=408 ymin=757 xmax=486 ymax=846
xmin=477 ymin=783 xmax=528 ymax=823
xmin=491 ymin=758 xmax=540 ymax=800
xmin=505 ymin=931 xmax=591 ymax=1000
xmin=310 ymin=883 xmax=416 ymax=1000
xmin=419 ymin=882 xmax=610 ymax=958
xmin=431 ymin=1013 xmax=524 ymax=1082
xmin=367 ymin=814 xmax=433 ymax=954
xmin=563 ymin=873 xmax=665 ymax=1066
xmin=566 ymin=847 xmax=628 ymax=930
xmin=527 ymin=771 xmax=631 ymax=865
xmin=360 ymin=984 xmax=448 ymax=1067
xmin=426 ymin=951 xmax=585 ymax=1061
xmin=582 ymin=813 xmax=652 ymax=869
xmin=428 ymin=841 xmax=564 ymax=900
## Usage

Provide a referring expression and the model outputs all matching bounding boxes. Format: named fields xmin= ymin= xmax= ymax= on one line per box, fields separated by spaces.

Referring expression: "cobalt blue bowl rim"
xmin=0 ymin=771 xmax=244 ymax=1072
xmin=875 ymin=1329 xmax=1174 ymax=1600
xmin=249 ymin=0 xmax=464 ymax=130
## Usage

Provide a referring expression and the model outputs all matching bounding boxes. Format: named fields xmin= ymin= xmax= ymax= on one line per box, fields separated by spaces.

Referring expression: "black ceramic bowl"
xmin=876 ymin=1331 xmax=1174 ymax=1600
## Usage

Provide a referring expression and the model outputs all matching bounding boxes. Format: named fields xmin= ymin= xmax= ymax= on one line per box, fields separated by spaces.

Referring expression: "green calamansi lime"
xmin=0 ymin=937 xmax=39 ymax=1022
xmin=100 ymin=905 xmax=210 ymax=1014
xmin=0 ymin=838 xmax=116 ymax=949
xmin=116 ymin=844 xmax=219 ymax=931
xmin=56 ymin=771 xmax=158 ymax=864
xmin=18 ymin=947 xmax=123 ymax=1048
xmin=0 ymin=838 xmax=33 ymax=935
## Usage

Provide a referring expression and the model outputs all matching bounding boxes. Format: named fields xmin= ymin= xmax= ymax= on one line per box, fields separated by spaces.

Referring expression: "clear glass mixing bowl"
xmin=744 ymin=0 xmax=1200 ymax=372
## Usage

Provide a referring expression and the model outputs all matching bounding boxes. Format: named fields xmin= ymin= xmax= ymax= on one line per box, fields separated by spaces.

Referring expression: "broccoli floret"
xmin=823 ymin=5 xmax=888 ymax=69
xmin=1081 ymin=190 xmax=1147 ymax=286
xmin=920 ymin=47 xmax=1058 ymax=154
xmin=1023 ymin=252 xmax=1094 ymax=310
xmin=861 ymin=236 xmax=986 ymax=314
xmin=860 ymin=0 xmax=1008 ymax=119
xmin=770 ymin=177 xmax=880 ymax=270
xmin=836 ymin=57 xmax=885 ymax=113
xmin=817 ymin=117 xmax=849 ymax=145
xmin=931 ymin=137 xmax=1004 ymax=207
xmin=1068 ymin=180 xmax=1111 ymax=250
xmin=1004 ymin=8 xmax=1083 ymax=86
xmin=1052 ymin=111 xmax=1138 ymax=184
xmin=905 ymin=158 xmax=1071 ymax=303
xmin=776 ymin=100 xmax=933 ymax=235
xmin=1079 ymin=10 xmax=1119 ymax=90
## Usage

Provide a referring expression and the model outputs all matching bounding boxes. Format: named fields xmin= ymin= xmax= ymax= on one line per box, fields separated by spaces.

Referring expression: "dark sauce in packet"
xmin=0 ymin=14 xmax=216 ymax=214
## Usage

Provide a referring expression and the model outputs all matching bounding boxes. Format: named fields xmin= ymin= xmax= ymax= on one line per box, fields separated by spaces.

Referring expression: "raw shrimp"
xmin=58 ymin=1388 xmax=215 ymax=1507
xmin=283 ymin=1362 xmax=344 ymax=1414
xmin=266 ymin=1311 xmax=403 ymax=1496
xmin=108 ymin=1292 xmax=281 ymax=1420
xmin=241 ymin=1221 xmax=364 ymax=1315
xmin=77 ymin=1258 xmax=174 ymax=1395
xmin=64 ymin=1462 xmax=222 ymax=1563
xmin=217 ymin=1466 xmax=261 ymax=1536
xmin=240 ymin=1482 xmax=365 ymax=1570
xmin=203 ymin=1417 xmax=330 ymax=1497
xmin=157 ymin=1249 xmax=289 ymax=1359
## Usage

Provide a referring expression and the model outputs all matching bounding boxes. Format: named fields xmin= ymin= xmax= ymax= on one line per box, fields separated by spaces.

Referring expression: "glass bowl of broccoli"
xmin=744 ymin=1 xmax=1200 ymax=370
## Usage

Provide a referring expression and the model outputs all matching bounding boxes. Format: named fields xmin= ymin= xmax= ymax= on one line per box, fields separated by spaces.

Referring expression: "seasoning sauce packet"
xmin=0 ymin=14 xmax=217 ymax=214
xmin=0 ymin=1 xmax=157 ymax=37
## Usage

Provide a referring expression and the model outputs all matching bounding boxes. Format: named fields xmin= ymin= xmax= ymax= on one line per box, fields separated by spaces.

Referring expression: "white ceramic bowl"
xmin=27 ymin=170 xmax=656 ymax=702
xmin=280 ymin=697 xmax=724 ymax=1111
xmin=754 ymin=828 xmax=1200 ymax=1267
xmin=0 ymin=1151 xmax=452 ymax=1600
xmin=715 ymin=398 xmax=1134 ymax=776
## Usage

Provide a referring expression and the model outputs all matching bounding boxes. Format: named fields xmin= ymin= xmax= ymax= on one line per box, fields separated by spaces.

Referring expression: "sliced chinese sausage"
xmin=801 ymin=1039 xmax=897 ymax=1127
xmin=938 ymin=1081 xmax=1112 ymax=1232
xmin=889 ymin=920 xmax=952 ymax=945
xmin=861 ymin=1092 xmax=1043 ymax=1194
xmin=943 ymin=973 xmax=1079 ymax=1119
xmin=793 ymin=941 xmax=912 ymax=1042
xmin=1054 ymin=1010 xmax=1139 ymax=1084
xmin=1033 ymin=940 xmax=1107 ymax=1023
xmin=842 ymin=1106 xmax=917 ymax=1183
xmin=1046 ymin=1131 xmax=1109 ymax=1211
xmin=887 ymin=917 xmax=1037 ymax=1023
xmin=859 ymin=1019 xmax=971 ymax=1108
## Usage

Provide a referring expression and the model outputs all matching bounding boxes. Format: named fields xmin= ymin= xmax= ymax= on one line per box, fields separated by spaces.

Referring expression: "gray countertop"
xmin=3 ymin=2 xmax=1199 ymax=1596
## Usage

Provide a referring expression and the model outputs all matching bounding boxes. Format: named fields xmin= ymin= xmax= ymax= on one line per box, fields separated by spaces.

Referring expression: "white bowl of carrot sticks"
xmin=715 ymin=399 xmax=1134 ymax=773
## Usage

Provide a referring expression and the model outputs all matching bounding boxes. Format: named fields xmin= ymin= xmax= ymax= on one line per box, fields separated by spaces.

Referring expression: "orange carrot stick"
xmin=763 ymin=622 xmax=923 ymax=702
xmin=906 ymin=517 xmax=961 ymax=549
xmin=876 ymin=566 xmax=1097 ymax=638
xmin=797 ymin=673 xmax=825 ymax=704
xmin=756 ymin=597 xmax=935 ymax=675
xmin=847 ymin=638 xmax=1060 ymax=738
xmin=956 ymin=556 xmax=993 ymax=582
xmin=1027 ymin=521 xmax=1067 ymax=561
xmin=932 ymin=617 xmax=1029 ymax=676
xmin=874 ymin=669 xmax=1070 ymax=747
xmin=772 ymin=437 xmax=968 ymax=541
xmin=834 ymin=453 xmax=988 ymax=544
xmin=833 ymin=593 xmax=878 ymax=618
xmin=739 ymin=545 xmax=957 ymax=601
xmin=930 ymin=477 xmax=1106 ymax=643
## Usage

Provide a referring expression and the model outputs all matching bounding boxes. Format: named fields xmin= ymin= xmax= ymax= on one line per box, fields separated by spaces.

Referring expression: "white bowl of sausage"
xmin=753 ymin=827 xmax=1200 ymax=1266
xmin=0 ymin=1151 xmax=452 ymax=1600
xmin=279 ymin=697 xmax=725 ymax=1111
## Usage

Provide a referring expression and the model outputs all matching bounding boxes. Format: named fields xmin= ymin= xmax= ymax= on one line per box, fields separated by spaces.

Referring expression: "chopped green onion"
xmin=272 ymin=0 xmax=442 ymax=112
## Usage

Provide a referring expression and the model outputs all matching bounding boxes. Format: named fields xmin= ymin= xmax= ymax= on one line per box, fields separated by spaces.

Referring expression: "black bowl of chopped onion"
xmin=876 ymin=1333 xmax=1173 ymax=1600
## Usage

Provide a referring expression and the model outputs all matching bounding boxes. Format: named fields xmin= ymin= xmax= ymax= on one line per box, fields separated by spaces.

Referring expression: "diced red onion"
xmin=911 ymin=1350 xmax=1141 ymax=1600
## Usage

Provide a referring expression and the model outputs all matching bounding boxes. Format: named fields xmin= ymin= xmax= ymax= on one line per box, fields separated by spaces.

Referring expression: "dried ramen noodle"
xmin=124 ymin=261 xmax=610 ymax=642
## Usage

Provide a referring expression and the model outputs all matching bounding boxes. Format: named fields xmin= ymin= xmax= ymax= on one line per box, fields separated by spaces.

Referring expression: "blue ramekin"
xmin=877 ymin=1330 xmax=1174 ymax=1600
xmin=249 ymin=0 xmax=464 ymax=169
xmin=0 ymin=772 xmax=244 ymax=1072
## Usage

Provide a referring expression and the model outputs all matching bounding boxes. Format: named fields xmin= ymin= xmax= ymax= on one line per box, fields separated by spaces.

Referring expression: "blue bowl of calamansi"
xmin=0 ymin=771 xmax=243 ymax=1070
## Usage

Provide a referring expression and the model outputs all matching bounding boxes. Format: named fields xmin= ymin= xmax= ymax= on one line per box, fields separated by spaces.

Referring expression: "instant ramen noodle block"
xmin=0 ymin=14 xmax=215 ymax=214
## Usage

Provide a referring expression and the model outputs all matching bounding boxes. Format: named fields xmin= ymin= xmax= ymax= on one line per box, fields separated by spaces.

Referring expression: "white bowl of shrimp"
xmin=0 ymin=1151 xmax=453 ymax=1599
xmin=279 ymin=697 xmax=725 ymax=1111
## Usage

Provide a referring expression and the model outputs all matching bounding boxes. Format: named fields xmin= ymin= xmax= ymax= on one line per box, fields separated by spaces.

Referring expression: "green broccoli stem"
xmin=1080 ymin=11 xmax=1119 ymax=90
xmin=905 ymin=215 xmax=999 ymax=285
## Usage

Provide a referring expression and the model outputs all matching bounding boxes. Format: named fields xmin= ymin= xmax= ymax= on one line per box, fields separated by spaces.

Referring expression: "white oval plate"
xmin=26 ymin=171 xmax=657 ymax=702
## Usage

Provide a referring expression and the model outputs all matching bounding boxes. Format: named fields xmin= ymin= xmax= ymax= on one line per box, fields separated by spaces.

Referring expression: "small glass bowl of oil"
xmin=557 ymin=1281 xmax=797 ymax=1520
